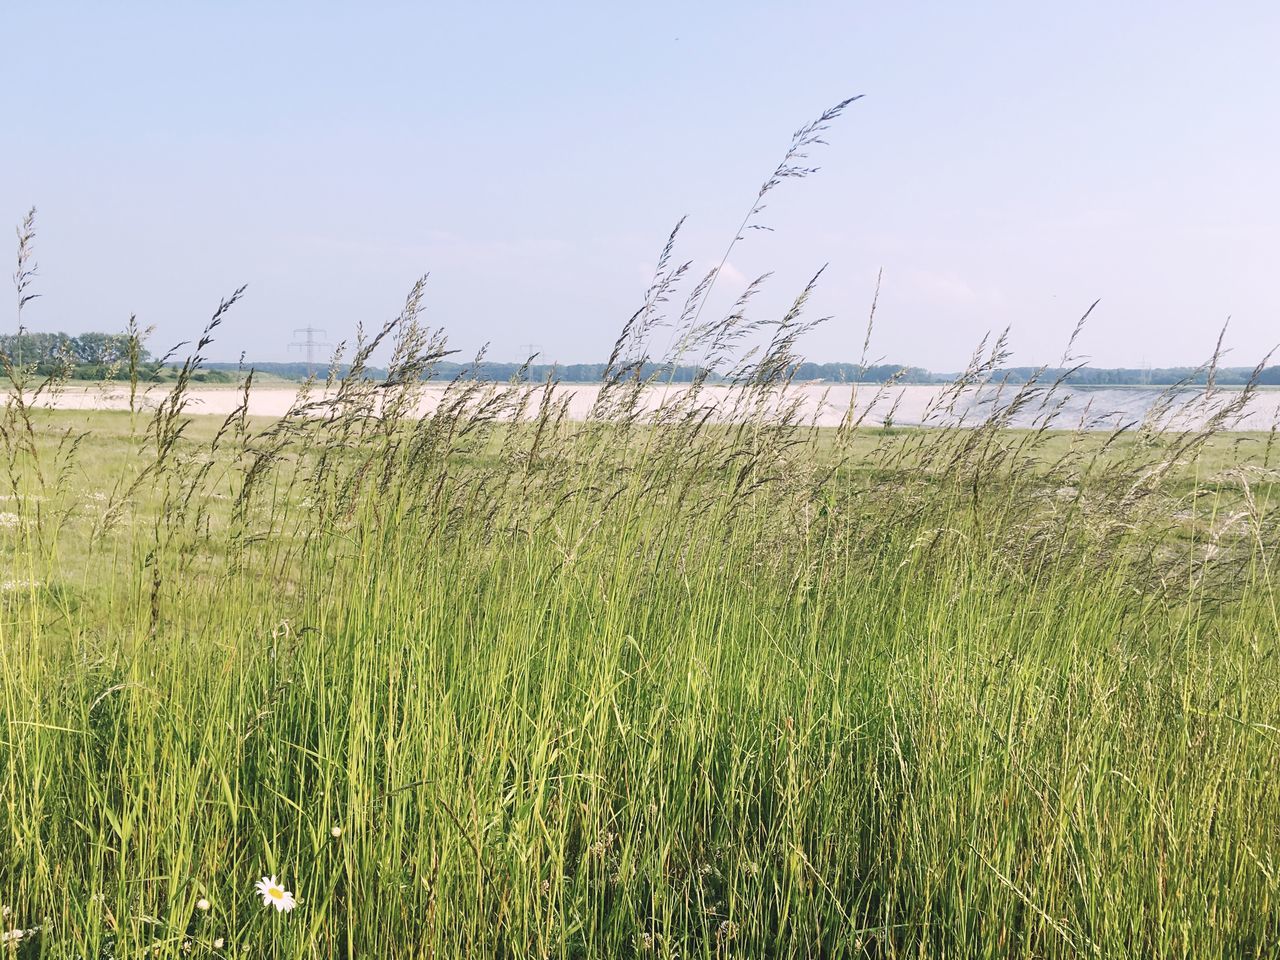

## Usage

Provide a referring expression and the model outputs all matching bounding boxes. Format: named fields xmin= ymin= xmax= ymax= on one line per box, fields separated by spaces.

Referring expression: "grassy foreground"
xmin=2 ymin=317 xmax=1280 ymax=960
xmin=4 ymin=96 xmax=1280 ymax=956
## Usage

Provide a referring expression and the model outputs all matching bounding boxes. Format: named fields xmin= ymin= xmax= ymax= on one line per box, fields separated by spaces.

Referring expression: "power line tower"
xmin=519 ymin=343 xmax=542 ymax=361
xmin=289 ymin=326 xmax=333 ymax=378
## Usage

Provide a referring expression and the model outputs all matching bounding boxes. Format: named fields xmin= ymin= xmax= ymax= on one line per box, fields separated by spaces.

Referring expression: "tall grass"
xmin=2 ymin=101 xmax=1279 ymax=958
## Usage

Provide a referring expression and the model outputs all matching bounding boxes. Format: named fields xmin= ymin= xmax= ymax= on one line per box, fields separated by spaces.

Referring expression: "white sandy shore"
xmin=31 ymin=382 xmax=1280 ymax=431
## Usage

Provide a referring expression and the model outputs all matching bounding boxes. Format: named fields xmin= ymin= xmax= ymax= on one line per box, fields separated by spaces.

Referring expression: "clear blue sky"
xmin=4 ymin=1 xmax=1278 ymax=370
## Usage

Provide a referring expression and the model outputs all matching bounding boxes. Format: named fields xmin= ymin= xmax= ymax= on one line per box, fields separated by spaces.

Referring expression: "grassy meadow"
xmin=4 ymin=102 xmax=1280 ymax=959
xmin=2 ymin=315 xmax=1280 ymax=960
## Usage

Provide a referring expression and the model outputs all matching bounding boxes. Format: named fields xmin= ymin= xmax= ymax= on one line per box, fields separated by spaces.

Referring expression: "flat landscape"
xmin=3 ymin=353 xmax=1279 ymax=958
xmin=6 ymin=7 xmax=1279 ymax=956
xmin=40 ymin=380 xmax=1280 ymax=430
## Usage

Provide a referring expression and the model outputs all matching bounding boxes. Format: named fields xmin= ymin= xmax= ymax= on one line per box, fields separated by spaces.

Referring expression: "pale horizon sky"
xmin=4 ymin=1 xmax=1278 ymax=371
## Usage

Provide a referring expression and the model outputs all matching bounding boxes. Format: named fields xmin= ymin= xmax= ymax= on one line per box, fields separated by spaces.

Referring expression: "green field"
xmin=2 ymin=342 xmax=1279 ymax=960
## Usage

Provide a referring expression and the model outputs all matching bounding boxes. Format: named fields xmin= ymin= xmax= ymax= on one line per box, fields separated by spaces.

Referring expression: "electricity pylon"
xmin=288 ymin=326 xmax=333 ymax=378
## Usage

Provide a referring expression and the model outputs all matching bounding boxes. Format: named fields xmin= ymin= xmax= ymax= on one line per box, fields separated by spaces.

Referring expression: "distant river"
xmin=39 ymin=383 xmax=1280 ymax=432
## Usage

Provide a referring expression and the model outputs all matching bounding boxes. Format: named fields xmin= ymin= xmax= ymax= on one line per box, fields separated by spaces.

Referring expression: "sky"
xmin=4 ymin=1 xmax=1278 ymax=371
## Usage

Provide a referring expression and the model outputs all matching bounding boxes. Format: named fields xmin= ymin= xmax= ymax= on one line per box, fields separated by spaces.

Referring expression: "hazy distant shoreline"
xmin=201 ymin=359 xmax=1280 ymax=390
xmin=36 ymin=382 xmax=1280 ymax=432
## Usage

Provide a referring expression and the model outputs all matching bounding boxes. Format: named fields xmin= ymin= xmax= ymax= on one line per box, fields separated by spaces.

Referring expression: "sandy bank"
xmin=30 ymin=382 xmax=1280 ymax=431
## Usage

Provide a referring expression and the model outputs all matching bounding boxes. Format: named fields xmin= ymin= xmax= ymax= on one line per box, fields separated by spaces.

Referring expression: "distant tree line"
xmin=0 ymin=331 xmax=236 ymax=382
xmin=0 ymin=331 xmax=145 ymax=367
xmin=7 ymin=335 xmax=1276 ymax=387
xmin=207 ymin=359 xmax=1280 ymax=387
xmin=204 ymin=360 xmax=941 ymax=383
xmin=204 ymin=360 xmax=726 ymax=383
xmin=981 ymin=366 xmax=1280 ymax=387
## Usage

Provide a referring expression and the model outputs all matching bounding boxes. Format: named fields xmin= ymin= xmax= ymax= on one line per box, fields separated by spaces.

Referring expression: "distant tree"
xmin=72 ymin=332 xmax=140 ymax=365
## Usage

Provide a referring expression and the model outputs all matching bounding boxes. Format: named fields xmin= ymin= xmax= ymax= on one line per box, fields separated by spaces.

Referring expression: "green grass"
xmin=2 ymin=344 xmax=1279 ymax=960
xmin=8 ymin=90 xmax=1279 ymax=956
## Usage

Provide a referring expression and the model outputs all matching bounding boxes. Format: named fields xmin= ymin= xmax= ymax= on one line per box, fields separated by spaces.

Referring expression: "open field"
xmin=7 ymin=7 xmax=1277 ymax=956
xmin=3 ymin=342 xmax=1280 ymax=958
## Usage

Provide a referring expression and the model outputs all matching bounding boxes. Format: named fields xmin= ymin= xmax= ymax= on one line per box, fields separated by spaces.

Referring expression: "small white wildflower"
xmin=0 ymin=513 xmax=20 ymax=529
xmin=330 ymin=826 xmax=342 ymax=838
xmin=254 ymin=875 xmax=297 ymax=912
xmin=195 ymin=898 xmax=210 ymax=912
xmin=213 ymin=937 xmax=225 ymax=949
xmin=2 ymin=926 xmax=36 ymax=945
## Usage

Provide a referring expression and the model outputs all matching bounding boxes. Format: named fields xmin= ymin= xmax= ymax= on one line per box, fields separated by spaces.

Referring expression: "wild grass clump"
xmin=2 ymin=100 xmax=1279 ymax=958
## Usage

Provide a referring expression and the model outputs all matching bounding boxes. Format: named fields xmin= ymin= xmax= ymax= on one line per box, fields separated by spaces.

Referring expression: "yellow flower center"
xmin=268 ymin=887 xmax=283 ymax=899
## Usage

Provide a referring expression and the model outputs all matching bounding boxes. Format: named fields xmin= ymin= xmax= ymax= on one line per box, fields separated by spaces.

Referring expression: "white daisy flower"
xmin=1 ymin=926 xmax=37 ymax=945
xmin=254 ymin=876 xmax=297 ymax=912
